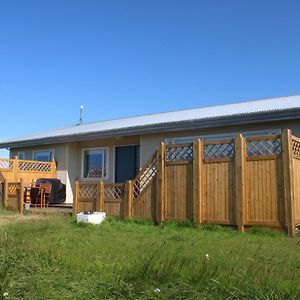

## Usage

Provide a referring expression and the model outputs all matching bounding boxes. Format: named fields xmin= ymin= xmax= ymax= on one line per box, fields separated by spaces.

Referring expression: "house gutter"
xmin=1 ymin=108 xmax=300 ymax=148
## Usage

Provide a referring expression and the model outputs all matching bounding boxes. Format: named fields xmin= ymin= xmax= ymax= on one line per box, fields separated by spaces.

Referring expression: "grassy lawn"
xmin=1 ymin=208 xmax=300 ymax=299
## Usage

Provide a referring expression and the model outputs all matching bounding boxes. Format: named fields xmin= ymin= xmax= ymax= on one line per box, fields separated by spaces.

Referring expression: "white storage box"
xmin=77 ymin=212 xmax=106 ymax=225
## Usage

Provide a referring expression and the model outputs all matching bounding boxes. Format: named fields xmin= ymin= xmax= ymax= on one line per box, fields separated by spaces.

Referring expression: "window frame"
xmin=81 ymin=147 xmax=109 ymax=180
xmin=17 ymin=151 xmax=25 ymax=160
xmin=32 ymin=149 xmax=54 ymax=162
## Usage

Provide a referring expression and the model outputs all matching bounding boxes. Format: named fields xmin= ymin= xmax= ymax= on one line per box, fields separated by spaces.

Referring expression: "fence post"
xmin=193 ymin=139 xmax=203 ymax=225
xmin=18 ymin=178 xmax=24 ymax=214
xmin=73 ymin=180 xmax=79 ymax=216
xmin=13 ymin=157 xmax=19 ymax=182
xmin=282 ymin=129 xmax=295 ymax=237
xmin=97 ymin=181 xmax=105 ymax=212
xmin=3 ymin=179 xmax=8 ymax=208
xmin=125 ymin=180 xmax=133 ymax=218
xmin=156 ymin=142 xmax=165 ymax=224
xmin=235 ymin=134 xmax=246 ymax=232
xmin=51 ymin=157 xmax=57 ymax=178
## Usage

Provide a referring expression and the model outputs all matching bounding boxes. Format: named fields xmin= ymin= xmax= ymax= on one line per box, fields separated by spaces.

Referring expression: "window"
xmin=82 ymin=148 xmax=108 ymax=179
xmin=33 ymin=150 xmax=53 ymax=162
xmin=165 ymin=129 xmax=281 ymax=144
xmin=166 ymin=137 xmax=195 ymax=145
xmin=17 ymin=152 xmax=25 ymax=160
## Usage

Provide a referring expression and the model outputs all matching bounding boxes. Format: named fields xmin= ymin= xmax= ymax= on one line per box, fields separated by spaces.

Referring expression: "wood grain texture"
xmin=203 ymin=161 xmax=235 ymax=224
xmin=245 ymin=159 xmax=283 ymax=224
xmin=165 ymin=163 xmax=193 ymax=221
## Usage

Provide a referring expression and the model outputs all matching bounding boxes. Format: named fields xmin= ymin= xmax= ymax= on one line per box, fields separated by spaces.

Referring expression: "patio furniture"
xmin=36 ymin=178 xmax=66 ymax=204
xmin=39 ymin=183 xmax=51 ymax=207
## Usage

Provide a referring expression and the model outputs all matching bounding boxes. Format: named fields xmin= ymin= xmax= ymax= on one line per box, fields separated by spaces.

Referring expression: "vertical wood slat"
xmin=18 ymin=178 xmax=24 ymax=214
xmin=97 ymin=181 xmax=104 ymax=211
xmin=156 ymin=142 xmax=165 ymax=224
xmin=51 ymin=158 xmax=57 ymax=178
xmin=73 ymin=180 xmax=79 ymax=216
xmin=3 ymin=179 xmax=8 ymax=208
xmin=13 ymin=157 xmax=19 ymax=182
xmin=125 ymin=180 xmax=133 ymax=218
xmin=193 ymin=139 xmax=203 ymax=224
xmin=235 ymin=134 xmax=246 ymax=232
xmin=282 ymin=129 xmax=295 ymax=236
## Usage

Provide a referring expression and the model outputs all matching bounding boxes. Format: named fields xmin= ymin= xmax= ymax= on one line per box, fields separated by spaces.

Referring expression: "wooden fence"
xmin=2 ymin=179 xmax=24 ymax=213
xmin=74 ymin=129 xmax=300 ymax=236
xmin=0 ymin=158 xmax=56 ymax=186
xmin=0 ymin=158 xmax=56 ymax=212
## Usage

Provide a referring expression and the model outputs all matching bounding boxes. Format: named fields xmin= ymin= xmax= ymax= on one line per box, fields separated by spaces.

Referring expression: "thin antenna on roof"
xmin=79 ymin=105 xmax=83 ymax=125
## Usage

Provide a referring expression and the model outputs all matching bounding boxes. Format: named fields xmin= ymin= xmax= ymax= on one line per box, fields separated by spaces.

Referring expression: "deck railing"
xmin=0 ymin=157 xmax=56 ymax=188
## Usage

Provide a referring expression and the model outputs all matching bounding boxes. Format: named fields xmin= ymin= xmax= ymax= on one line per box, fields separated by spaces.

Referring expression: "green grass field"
xmin=1 ymin=208 xmax=300 ymax=300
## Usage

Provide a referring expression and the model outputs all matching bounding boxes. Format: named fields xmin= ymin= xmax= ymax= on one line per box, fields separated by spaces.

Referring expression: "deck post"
xmin=18 ymin=178 xmax=24 ymax=214
xmin=193 ymin=139 xmax=203 ymax=225
xmin=51 ymin=157 xmax=57 ymax=178
xmin=97 ymin=181 xmax=105 ymax=212
xmin=235 ymin=134 xmax=246 ymax=232
xmin=125 ymin=180 xmax=133 ymax=219
xmin=13 ymin=157 xmax=19 ymax=182
xmin=282 ymin=129 xmax=296 ymax=237
xmin=3 ymin=179 xmax=8 ymax=208
xmin=156 ymin=142 xmax=165 ymax=224
xmin=73 ymin=180 xmax=80 ymax=216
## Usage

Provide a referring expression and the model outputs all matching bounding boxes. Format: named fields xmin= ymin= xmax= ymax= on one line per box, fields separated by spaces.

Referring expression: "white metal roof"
xmin=1 ymin=94 xmax=300 ymax=146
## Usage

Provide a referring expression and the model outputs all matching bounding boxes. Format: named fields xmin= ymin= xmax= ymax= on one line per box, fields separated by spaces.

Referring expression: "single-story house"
xmin=1 ymin=94 xmax=300 ymax=203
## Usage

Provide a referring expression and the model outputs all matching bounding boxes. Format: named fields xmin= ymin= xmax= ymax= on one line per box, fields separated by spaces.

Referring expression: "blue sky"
xmin=1 ymin=0 xmax=300 ymax=157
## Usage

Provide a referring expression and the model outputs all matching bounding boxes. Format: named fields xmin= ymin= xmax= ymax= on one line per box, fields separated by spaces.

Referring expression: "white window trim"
xmin=17 ymin=151 xmax=25 ymax=160
xmin=81 ymin=147 xmax=109 ymax=181
xmin=32 ymin=149 xmax=54 ymax=162
xmin=165 ymin=129 xmax=281 ymax=144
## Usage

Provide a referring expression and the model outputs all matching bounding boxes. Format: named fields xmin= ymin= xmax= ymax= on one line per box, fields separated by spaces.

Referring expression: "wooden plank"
xmin=166 ymin=143 xmax=193 ymax=148
xmin=125 ymin=180 xmax=133 ymax=218
xmin=166 ymin=160 xmax=192 ymax=166
xmin=291 ymin=135 xmax=300 ymax=143
xmin=97 ymin=181 xmax=104 ymax=212
xmin=235 ymin=134 xmax=246 ymax=232
xmin=245 ymin=134 xmax=280 ymax=142
xmin=156 ymin=143 xmax=165 ymax=223
xmin=203 ymin=157 xmax=233 ymax=164
xmin=193 ymin=139 xmax=202 ymax=224
xmin=3 ymin=179 xmax=8 ymax=208
xmin=73 ymin=180 xmax=79 ymax=216
xmin=282 ymin=129 xmax=296 ymax=236
xmin=246 ymin=155 xmax=278 ymax=161
xmin=203 ymin=139 xmax=234 ymax=145
xmin=18 ymin=178 xmax=24 ymax=214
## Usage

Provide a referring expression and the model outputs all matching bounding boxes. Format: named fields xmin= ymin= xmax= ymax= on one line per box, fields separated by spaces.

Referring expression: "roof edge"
xmin=2 ymin=108 xmax=300 ymax=149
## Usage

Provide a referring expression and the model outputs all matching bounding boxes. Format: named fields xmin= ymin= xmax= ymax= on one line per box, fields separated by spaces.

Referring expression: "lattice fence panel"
xmin=166 ymin=144 xmax=193 ymax=161
xmin=204 ymin=141 xmax=235 ymax=159
xmin=86 ymin=168 xmax=106 ymax=178
xmin=133 ymin=154 xmax=158 ymax=201
xmin=292 ymin=139 xmax=300 ymax=158
xmin=8 ymin=183 xmax=19 ymax=196
xmin=79 ymin=184 xmax=97 ymax=200
xmin=19 ymin=161 xmax=52 ymax=172
xmin=0 ymin=159 xmax=13 ymax=170
xmin=104 ymin=185 xmax=124 ymax=201
xmin=247 ymin=138 xmax=281 ymax=157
